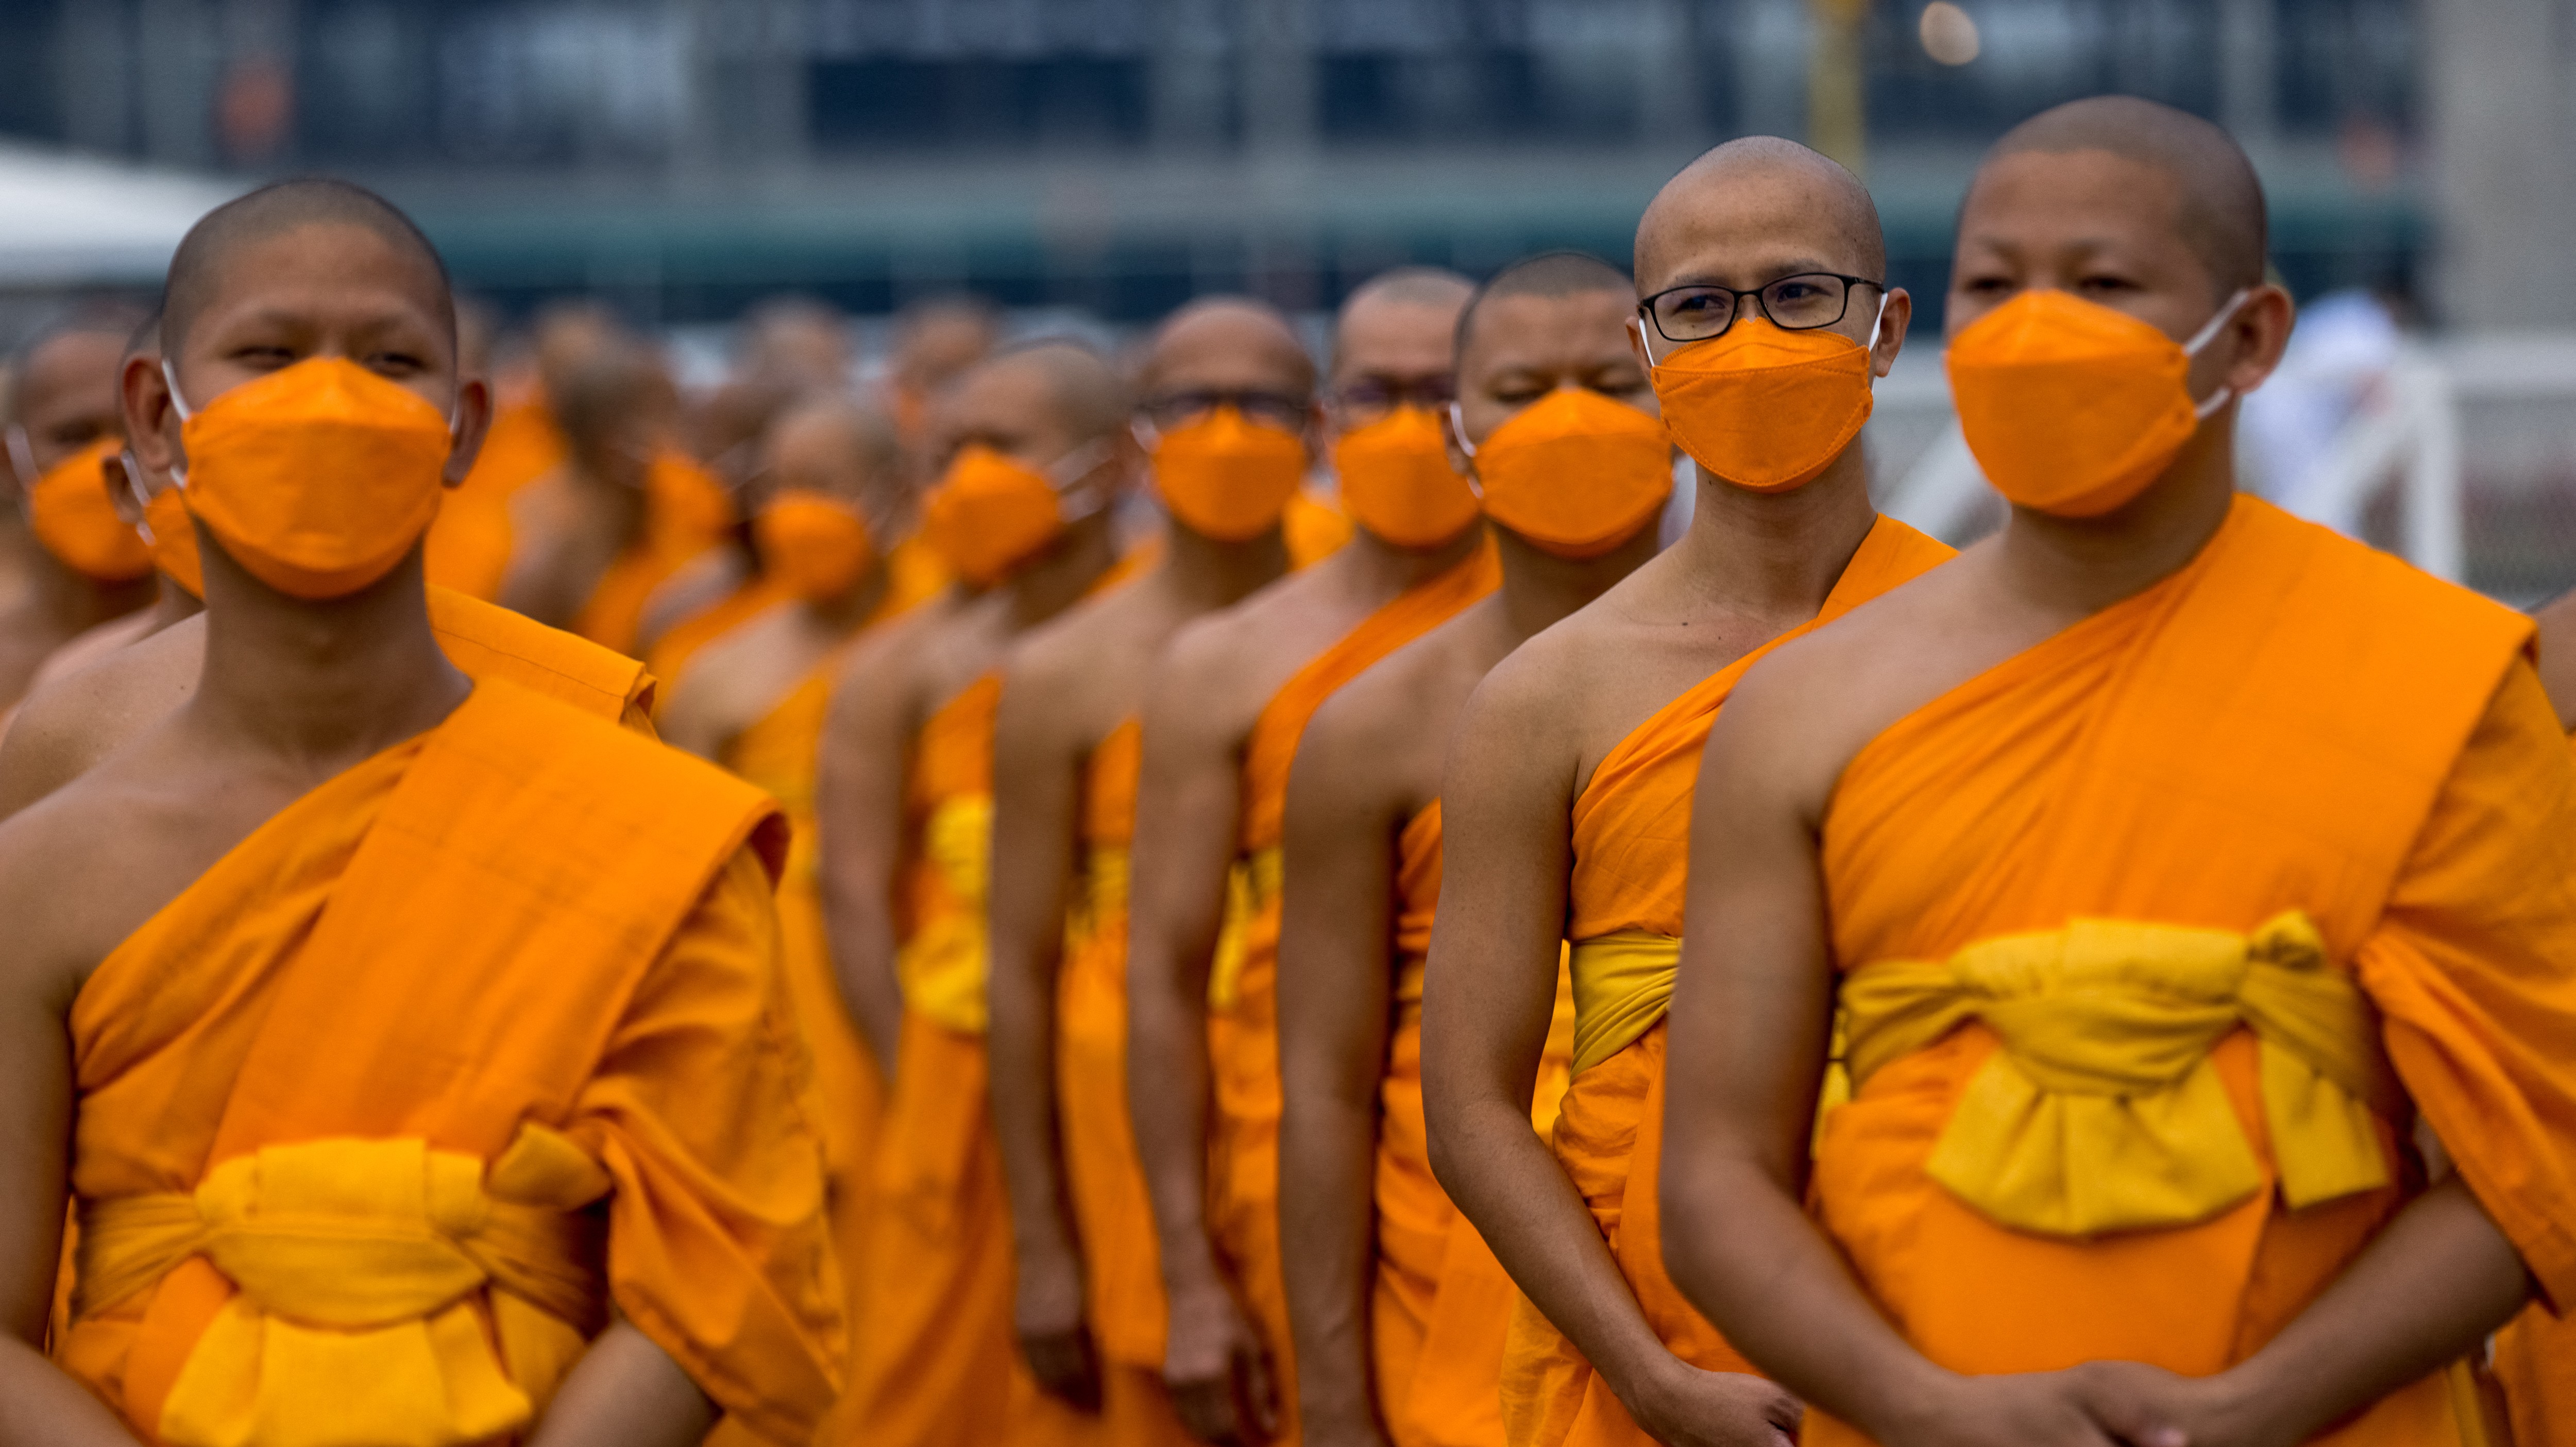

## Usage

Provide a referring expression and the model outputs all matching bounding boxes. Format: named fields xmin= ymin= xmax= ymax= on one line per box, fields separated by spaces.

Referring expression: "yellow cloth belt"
xmin=1841 ymin=911 xmax=2404 ymax=1238
xmin=78 ymin=1131 xmax=611 ymax=1447
xmin=1066 ymin=845 xmax=1130 ymax=957
xmin=1208 ymin=847 xmax=1283 ymax=1012
xmin=897 ymin=793 xmax=994 ymax=1034
xmin=1568 ymin=929 xmax=1682 ymax=1077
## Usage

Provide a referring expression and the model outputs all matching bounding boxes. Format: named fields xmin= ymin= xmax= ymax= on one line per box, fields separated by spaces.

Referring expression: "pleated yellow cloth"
xmin=1841 ymin=910 xmax=2402 ymax=1238
xmin=1565 ymin=931 xmax=1680 ymax=1079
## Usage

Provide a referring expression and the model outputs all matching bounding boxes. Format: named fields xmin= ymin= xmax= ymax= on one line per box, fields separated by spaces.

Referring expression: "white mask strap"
xmin=1865 ymin=292 xmax=1888 ymax=352
xmin=161 ymin=359 xmax=194 ymax=422
xmin=1447 ymin=401 xmax=1478 ymax=461
xmin=2182 ymin=288 xmax=2251 ymax=419
xmin=5 ymin=425 xmax=35 ymax=488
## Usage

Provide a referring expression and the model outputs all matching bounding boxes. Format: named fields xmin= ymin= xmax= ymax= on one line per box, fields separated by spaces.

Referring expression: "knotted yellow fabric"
xmin=1567 ymin=930 xmax=1683 ymax=1078
xmin=1841 ymin=911 xmax=2403 ymax=1238
xmin=78 ymin=1130 xmax=611 ymax=1447
xmin=896 ymin=793 xmax=994 ymax=1034
xmin=1208 ymin=846 xmax=1282 ymax=1010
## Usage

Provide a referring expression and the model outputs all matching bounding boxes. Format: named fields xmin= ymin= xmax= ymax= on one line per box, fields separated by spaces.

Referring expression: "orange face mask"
xmin=923 ymin=443 xmax=1101 ymax=587
xmin=170 ymin=357 xmax=454 ymax=599
xmin=1332 ymin=406 xmax=1480 ymax=549
xmin=757 ymin=489 xmax=876 ymax=602
xmin=1644 ymin=308 xmax=1879 ymax=494
xmin=140 ymin=477 xmax=205 ymax=598
xmin=1148 ymin=406 xmax=1306 ymax=542
xmin=1946 ymin=288 xmax=2248 ymax=518
xmin=1459 ymin=388 xmax=1671 ymax=559
xmin=23 ymin=436 xmax=152 ymax=582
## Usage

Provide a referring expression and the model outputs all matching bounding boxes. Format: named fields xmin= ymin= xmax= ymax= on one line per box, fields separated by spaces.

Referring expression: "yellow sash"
xmin=1207 ymin=846 xmax=1283 ymax=1011
xmin=1841 ymin=911 xmax=2403 ymax=1238
xmin=896 ymin=793 xmax=994 ymax=1034
xmin=1567 ymin=929 xmax=1681 ymax=1077
xmin=80 ymin=1130 xmax=609 ymax=1447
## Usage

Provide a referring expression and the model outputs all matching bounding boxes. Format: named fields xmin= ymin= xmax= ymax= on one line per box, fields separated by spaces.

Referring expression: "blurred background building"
xmin=4 ymin=0 xmax=2575 ymax=600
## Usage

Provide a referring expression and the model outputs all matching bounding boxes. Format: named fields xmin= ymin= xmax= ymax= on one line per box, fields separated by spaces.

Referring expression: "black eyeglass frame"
xmin=1637 ymin=273 xmax=1888 ymax=345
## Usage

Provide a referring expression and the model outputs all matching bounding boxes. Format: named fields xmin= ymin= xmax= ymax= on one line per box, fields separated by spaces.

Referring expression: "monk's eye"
xmin=2077 ymin=274 xmax=2140 ymax=296
xmin=1958 ymin=276 xmax=2014 ymax=297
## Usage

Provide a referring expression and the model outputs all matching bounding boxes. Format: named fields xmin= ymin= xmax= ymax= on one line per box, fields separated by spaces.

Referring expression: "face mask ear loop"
xmin=1866 ymin=292 xmax=1888 ymax=353
xmin=1051 ymin=437 xmax=1119 ymax=526
xmin=5 ymin=426 xmax=36 ymax=495
xmin=1631 ymin=315 xmax=1664 ymax=369
xmin=158 ymin=360 xmax=196 ymax=490
xmin=1445 ymin=402 xmax=1487 ymax=501
xmin=2181 ymin=288 xmax=2252 ymax=419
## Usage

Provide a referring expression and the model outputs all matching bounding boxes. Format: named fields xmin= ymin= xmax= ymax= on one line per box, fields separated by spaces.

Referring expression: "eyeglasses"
xmin=1329 ymin=376 xmax=1454 ymax=421
xmin=1138 ymin=389 xmax=1310 ymax=433
xmin=1638 ymin=273 xmax=1885 ymax=345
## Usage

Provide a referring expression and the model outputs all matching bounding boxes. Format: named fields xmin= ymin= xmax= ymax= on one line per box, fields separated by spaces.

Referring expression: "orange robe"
xmin=1503 ymin=517 xmax=1953 ymax=1447
xmin=56 ymin=677 xmax=843 ymax=1444
xmin=713 ymin=540 xmax=948 ymax=1431
xmin=1060 ymin=718 xmax=1199 ymax=1445
xmin=570 ymin=455 xmax=737 ymax=657
xmin=424 ymin=584 xmax=658 ymax=729
xmin=844 ymin=676 xmax=1086 ymax=1447
xmin=424 ymin=393 xmax=567 ymax=601
xmin=1377 ymin=801 xmax=1577 ymax=1447
xmin=1212 ymin=540 xmax=1502 ymax=1446
xmin=1811 ymin=498 xmax=2576 ymax=1446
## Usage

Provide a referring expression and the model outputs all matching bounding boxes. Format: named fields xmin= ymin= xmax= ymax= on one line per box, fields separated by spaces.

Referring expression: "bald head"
xmin=1138 ymin=296 xmax=1316 ymax=406
xmin=1330 ymin=268 xmax=1470 ymax=391
xmin=1457 ymin=252 xmax=1631 ymax=363
xmin=13 ymin=305 xmax=149 ymax=471
xmin=163 ymin=179 xmax=453 ymax=356
xmin=1984 ymin=96 xmax=2266 ymax=295
xmin=1635 ymin=137 xmax=1884 ymax=296
xmin=767 ymin=396 xmax=904 ymax=516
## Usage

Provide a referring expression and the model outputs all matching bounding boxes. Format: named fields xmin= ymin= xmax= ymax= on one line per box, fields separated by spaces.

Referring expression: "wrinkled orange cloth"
xmin=1377 ymin=801 xmax=1578 ymax=1447
xmin=1504 ymin=516 xmax=1953 ymax=1447
xmin=55 ymin=678 xmax=841 ymax=1444
xmin=1060 ymin=718 xmax=1201 ymax=1447
xmin=424 ymin=584 xmax=658 ymax=730
xmin=1809 ymin=498 xmax=2576 ymax=1447
xmin=845 ymin=676 xmax=1090 ymax=1447
xmin=423 ymin=394 xmax=569 ymax=600
xmin=1214 ymin=539 xmax=1502 ymax=1445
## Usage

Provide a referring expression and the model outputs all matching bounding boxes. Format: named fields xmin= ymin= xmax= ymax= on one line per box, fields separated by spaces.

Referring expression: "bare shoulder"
xmin=2533 ymin=588 xmax=2576 ymax=729
xmin=0 ymin=752 xmax=178 ymax=1001
xmin=1307 ymin=604 xmax=1500 ymax=788
xmin=0 ymin=615 xmax=205 ymax=819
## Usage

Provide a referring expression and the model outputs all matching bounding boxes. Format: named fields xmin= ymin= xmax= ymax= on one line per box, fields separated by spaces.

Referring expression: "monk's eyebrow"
xmin=1665 ymin=257 xmax=1842 ymax=287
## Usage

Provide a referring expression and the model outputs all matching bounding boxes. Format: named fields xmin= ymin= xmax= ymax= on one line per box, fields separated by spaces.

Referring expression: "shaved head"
xmin=1635 ymin=137 xmax=1885 ymax=293
xmin=990 ymin=338 xmax=1131 ymax=441
xmin=1139 ymin=296 xmax=1315 ymax=402
xmin=163 ymin=178 xmax=453 ymax=355
xmin=1983 ymin=96 xmax=2266 ymax=294
xmin=13 ymin=302 xmax=152 ymax=372
xmin=1332 ymin=268 xmax=1471 ymax=379
xmin=1458 ymin=251 xmax=1631 ymax=360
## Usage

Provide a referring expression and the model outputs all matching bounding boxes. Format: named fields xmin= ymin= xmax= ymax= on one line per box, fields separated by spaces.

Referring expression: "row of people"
xmin=0 ymin=91 xmax=2570 ymax=1447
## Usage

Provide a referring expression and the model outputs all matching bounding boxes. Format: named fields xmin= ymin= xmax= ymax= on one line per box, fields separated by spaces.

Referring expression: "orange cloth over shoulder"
xmin=570 ymin=454 xmax=736 ymax=657
xmin=425 ymin=584 xmax=658 ymax=729
xmin=1503 ymin=516 xmax=1952 ymax=1447
xmin=1375 ymin=801 xmax=1580 ymax=1447
xmin=1810 ymin=498 xmax=2576 ymax=1447
xmin=55 ymin=678 xmax=841 ymax=1445
xmin=1286 ymin=489 xmax=1355 ymax=568
xmin=1209 ymin=538 xmax=1501 ymax=1445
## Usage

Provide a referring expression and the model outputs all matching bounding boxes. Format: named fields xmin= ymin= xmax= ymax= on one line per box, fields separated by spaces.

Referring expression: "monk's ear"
xmin=123 ymin=352 xmax=182 ymax=479
xmin=1869 ymin=288 xmax=1912 ymax=380
xmin=2217 ymin=284 xmax=2296 ymax=399
xmin=442 ymin=375 xmax=493 ymax=488
xmin=105 ymin=454 xmax=145 ymax=527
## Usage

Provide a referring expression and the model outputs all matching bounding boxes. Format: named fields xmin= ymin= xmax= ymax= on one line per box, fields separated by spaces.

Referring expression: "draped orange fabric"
xmin=1383 ymin=801 xmax=1580 ymax=1447
xmin=1212 ymin=539 xmax=1501 ymax=1445
xmin=846 ymin=673 xmax=1093 ymax=1447
xmin=1059 ymin=717 xmax=1202 ymax=1447
xmin=54 ymin=678 xmax=842 ymax=1444
xmin=1503 ymin=517 xmax=1953 ymax=1447
xmin=566 ymin=455 xmax=735 ymax=657
xmin=424 ymin=584 xmax=658 ymax=729
xmin=1286 ymin=490 xmax=1355 ymax=569
xmin=1809 ymin=497 xmax=2576 ymax=1447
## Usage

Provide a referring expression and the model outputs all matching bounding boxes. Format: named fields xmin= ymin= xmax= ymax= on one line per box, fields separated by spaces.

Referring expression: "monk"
xmin=498 ymin=342 xmax=723 ymax=656
xmin=0 ymin=178 xmax=840 ymax=1445
xmin=986 ymin=297 xmax=1323 ymax=1446
xmin=1419 ymin=138 xmax=1954 ymax=1447
xmin=1125 ymin=265 xmax=1493 ymax=1447
xmin=1277 ymin=250 xmax=1671 ymax=1447
xmin=816 ymin=338 xmax=1138 ymax=1447
xmin=1658 ymin=98 xmax=2576 ymax=1447
xmin=883 ymin=293 xmax=1002 ymax=458
xmin=0 ymin=308 xmax=157 ymax=712
xmin=9 ymin=315 xmax=204 ymax=702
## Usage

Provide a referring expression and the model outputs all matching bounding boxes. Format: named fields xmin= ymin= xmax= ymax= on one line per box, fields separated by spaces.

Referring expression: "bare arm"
xmin=1421 ymin=665 xmax=1785 ymax=1447
xmin=1274 ymin=701 xmax=1403 ymax=1447
xmin=526 ymin=1319 xmax=718 ymax=1447
xmin=1125 ymin=641 xmax=1274 ymax=1444
xmin=652 ymin=665 xmax=733 ymax=762
xmin=984 ymin=655 xmax=1102 ymax=1410
xmin=1661 ymin=673 xmax=2122 ymax=1447
xmin=815 ymin=631 xmax=917 ymax=1077
xmin=0 ymin=877 xmax=142 ymax=1445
